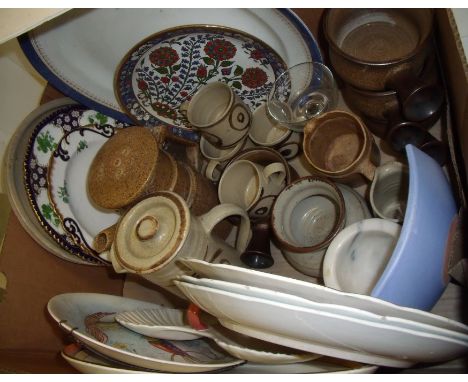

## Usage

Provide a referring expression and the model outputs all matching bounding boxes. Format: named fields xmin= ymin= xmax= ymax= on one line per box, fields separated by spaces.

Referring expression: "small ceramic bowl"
xmin=323 ymin=218 xmax=401 ymax=295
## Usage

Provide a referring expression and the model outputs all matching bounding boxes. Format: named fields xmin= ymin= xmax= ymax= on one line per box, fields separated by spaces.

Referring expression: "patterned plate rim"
xmin=113 ymin=23 xmax=289 ymax=133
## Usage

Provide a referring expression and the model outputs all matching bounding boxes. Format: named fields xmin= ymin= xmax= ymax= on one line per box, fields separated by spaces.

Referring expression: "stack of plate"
xmin=48 ymin=292 xmax=377 ymax=374
xmin=174 ymin=259 xmax=468 ymax=368
xmin=3 ymin=98 xmax=128 ymax=265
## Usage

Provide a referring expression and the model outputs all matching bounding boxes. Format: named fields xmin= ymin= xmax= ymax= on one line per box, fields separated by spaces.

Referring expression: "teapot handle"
xmin=199 ymin=203 xmax=251 ymax=254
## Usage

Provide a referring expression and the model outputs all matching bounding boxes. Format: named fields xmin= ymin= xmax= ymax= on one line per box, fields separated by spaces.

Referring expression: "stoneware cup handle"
xmin=358 ymin=160 xmax=376 ymax=182
xmin=263 ymin=162 xmax=286 ymax=185
xmin=199 ymin=203 xmax=251 ymax=254
xmin=205 ymin=160 xmax=222 ymax=182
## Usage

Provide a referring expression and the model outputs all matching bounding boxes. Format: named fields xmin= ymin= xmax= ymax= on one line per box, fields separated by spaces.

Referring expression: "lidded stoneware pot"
xmin=106 ymin=191 xmax=251 ymax=297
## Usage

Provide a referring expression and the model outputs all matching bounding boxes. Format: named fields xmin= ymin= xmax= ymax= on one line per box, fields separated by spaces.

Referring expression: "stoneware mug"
xmin=271 ymin=176 xmax=346 ymax=278
xmin=199 ymin=135 xmax=252 ymax=182
xmin=369 ymin=161 xmax=409 ymax=223
xmin=182 ymin=81 xmax=252 ymax=148
xmin=272 ymin=177 xmax=371 ymax=278
xmin=102 ymin=191 xmax=251 ymax=298
xmin=218 ymin=159 xmax=286 ymax=220
xmin=249 ymin=104 xmax=302 ymax=161
xmin=303 ymin=110 xmax=380 ymax=185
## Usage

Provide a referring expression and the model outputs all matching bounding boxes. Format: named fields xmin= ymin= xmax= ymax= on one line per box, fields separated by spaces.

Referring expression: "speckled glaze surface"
xmin=323 ymin=9 xmax=433 ymax=91
xmin=87 ymin=127 xmax=175 ymax=210
xmin=323 ymin=218 xmax=401 ymax=295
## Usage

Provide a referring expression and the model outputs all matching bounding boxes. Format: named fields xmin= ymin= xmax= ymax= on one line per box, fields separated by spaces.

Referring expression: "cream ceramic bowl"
xmin=323 ymin=218 xmax=401 ymax=295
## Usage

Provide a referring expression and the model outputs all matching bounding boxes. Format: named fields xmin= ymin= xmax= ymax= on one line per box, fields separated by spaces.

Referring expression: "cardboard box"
xmin=0 ymin=8 xmax=467 ymax=373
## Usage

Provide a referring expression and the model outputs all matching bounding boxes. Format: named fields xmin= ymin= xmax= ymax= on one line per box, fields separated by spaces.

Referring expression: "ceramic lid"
xmin=114 ymin=192 xmax=189 ymax=273
xmin=87 ymin=126 xmax=159 ymax=209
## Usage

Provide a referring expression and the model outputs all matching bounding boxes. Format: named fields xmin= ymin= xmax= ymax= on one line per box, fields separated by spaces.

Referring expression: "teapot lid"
xmin=87 ymin=126 xmax=160 ymax=209
xmin=113 ymin=192 xmax=190 ymax=272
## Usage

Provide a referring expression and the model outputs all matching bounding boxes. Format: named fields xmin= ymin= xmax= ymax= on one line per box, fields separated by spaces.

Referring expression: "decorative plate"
xmin=23 ymin=103 xmax=128 ymax=264
xmin=48 ymin=127 xmax=121 ymax=254
xmin=48 ymin=293 xmax=243 ymax=373
xmin=115 ymin=25 xmax=287 ymax=132
xmin=62 ymin=343 xmax=378 ymax=374
xmin=19 ymin=9 xmax=322 ymax=134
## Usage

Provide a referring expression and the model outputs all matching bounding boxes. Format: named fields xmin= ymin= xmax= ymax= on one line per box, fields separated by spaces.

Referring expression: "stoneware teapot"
xmin=101 ymin=191 xmax=251 ymax=298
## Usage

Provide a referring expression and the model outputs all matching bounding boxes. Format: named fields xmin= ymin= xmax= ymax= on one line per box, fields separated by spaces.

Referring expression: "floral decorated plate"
xmin=48 ymin=293 xmax=244 ymax=373
xmin=19 ymin=9 xmax=321 ymax=136
xmin=115 ymin=25 xmax=287 ymax=132
xmin=23 ymin=100 xmax=127 ymax=264
xmin=4 ymin=98 xmax=91 ymax=265
xmin=48 ymin=127 xmax=121 ymax=254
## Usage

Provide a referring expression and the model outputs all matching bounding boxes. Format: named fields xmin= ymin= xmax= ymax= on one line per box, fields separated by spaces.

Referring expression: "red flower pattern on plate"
xmin=204 ymin=39 xmax=237 ymax=61
xmin=241 ymin=67 xmax=268 ymax=89
xmin=149 ymin=47 xmax=180 ymax=67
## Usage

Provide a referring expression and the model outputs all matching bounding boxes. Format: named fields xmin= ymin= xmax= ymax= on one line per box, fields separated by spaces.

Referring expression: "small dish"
xmin=323 ymin=218 xmax=402 ymax=295
xmin=115 ymin=308 xmax=205 ymax=341
xmin=116 ymin=306 xmax=317 ymax=364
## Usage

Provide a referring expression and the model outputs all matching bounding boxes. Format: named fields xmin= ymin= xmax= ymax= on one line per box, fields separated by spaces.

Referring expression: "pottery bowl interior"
xmin=304 ymin=113 xmax=367 ymax=174
xmin=324 ymin=9 xmax=433 ymax=65
xmin=272 ymin=177 xmax=345 ymax=252
xmin=323 ymin=218 xmax=402 ymax=295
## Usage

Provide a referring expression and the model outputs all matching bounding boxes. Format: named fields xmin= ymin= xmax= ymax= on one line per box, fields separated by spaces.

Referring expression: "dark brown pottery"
xmin=240 ymin=219 xmax=274 ymax=269
xmin=324 ymin=9 xmax=434 ymax=91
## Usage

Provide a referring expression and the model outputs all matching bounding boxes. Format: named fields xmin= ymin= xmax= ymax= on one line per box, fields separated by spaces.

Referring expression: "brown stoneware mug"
xmin=303 ymin=110 xmax=380 ymax=185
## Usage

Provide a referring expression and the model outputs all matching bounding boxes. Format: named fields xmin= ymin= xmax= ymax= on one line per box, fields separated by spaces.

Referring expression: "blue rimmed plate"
xmin=19 ymin=9 xmax=322 ymax=140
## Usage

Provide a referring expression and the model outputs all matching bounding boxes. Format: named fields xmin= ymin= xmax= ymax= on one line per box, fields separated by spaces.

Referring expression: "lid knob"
xmin=136 ymin=216 xmax=159 ymax=241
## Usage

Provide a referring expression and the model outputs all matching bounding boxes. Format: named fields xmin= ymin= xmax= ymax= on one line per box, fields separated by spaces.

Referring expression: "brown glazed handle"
xmin=357 ymin=159 xmax=376 ymax=182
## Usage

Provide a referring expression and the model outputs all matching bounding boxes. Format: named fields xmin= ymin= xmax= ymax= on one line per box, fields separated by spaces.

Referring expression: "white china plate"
xmin=178 ymin=275 xmax=468 ymax=344
xmin=62 ymin=344 xmax=378 ymax=374
xmin=115 ymin=308 xmax=205 ymax=341
xmin=48 ymin=293 xmax=243 ymax=373
xmin=116 ymin=307 xmax=317 ymax=364
xmin=22 ymin=100 xmax=126 ymax=262
xmin=179 ymin=259 xmax=468 ymax=336
xmin=3 ymin=98 xmax=90 ymax=265
xmin=49 ymin=128 xmax=121 ymax=253
xmin=19 ymin=9 xmax=322 ymax=128
xmin=174 ymin=280 xmax=468 ymax=368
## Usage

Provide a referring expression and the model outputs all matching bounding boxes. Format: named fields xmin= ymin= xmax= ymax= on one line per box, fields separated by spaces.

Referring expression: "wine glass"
xmin=267 ymin=62 xmax=338 ymax=132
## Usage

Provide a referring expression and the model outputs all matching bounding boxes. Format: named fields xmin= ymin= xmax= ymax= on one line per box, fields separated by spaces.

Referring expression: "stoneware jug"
xmin=103 ymin=191 xmax=251 ymax=298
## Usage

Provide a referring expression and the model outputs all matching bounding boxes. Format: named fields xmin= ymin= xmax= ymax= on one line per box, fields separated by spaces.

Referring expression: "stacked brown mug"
xmin=323 ymin=9 xmax=446 ymax=164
